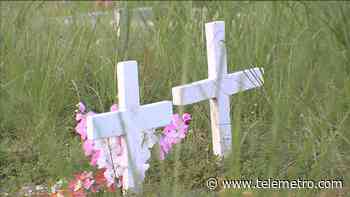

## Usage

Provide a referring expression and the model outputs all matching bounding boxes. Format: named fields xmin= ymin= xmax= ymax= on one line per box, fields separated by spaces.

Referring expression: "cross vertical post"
xmin=116 ymin=61 xmax=143 ymax=192
xmin=117 ymin=61 xmax=140 ymax=109
xmin=206 ymin=21 xmax=232 ymax=156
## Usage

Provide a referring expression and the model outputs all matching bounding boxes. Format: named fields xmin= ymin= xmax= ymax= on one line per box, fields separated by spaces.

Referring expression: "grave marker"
xmin=87 ymin=61 xmax=173 ymax=191
xmin=172 ymin=21 xmax=264 ymax=157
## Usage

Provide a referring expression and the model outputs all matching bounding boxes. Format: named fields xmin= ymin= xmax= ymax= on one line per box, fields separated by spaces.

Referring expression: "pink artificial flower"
xmin=177 ymin=125 xmax=188 ymax=139
xmin=76 ymin=113 xmax=84 ymax=121
xmin=80 ymin=171 xmax=93 ymax=180
xmin=68 ymin=179 xmax=81 ymax=192
xmin=68 ymin=171 xmax=94 ymax=195
xmin=160 ymin=135 xmax=175 ymax=158
xmin=83 ymin=178 xmax=94 ymax=190
xmin=77 ymin=102 xmax=86 ymax=113
xmin=75 ymin=110 xmax=96 ymax=140
xmin=73 ymin=102 xmax=127 ymax=191
xmin=110 ymin=104 xmax=118 ymax=112
xmin=182 ymin=113 xmax=192 ymax=124
xmin=159 ymin=148 xmax=165 ymax=160
xmin=171 ymin=114 xmax=182 ymax=127
xmin=163 ymin=124 xmax=176 ymax=134
xmin=169 ymin=114 xmax=189 ymax=137
xmin=159 ymin=137 xmax=170 ymax=153
xmin=159 ymin=113 xmax=192 ymax=160
xmin=90 ymin=150 xmax=101 ymax=166
xmin=83 ymin=140 xmax=94 ymax=156
xmin=75 ymin=120 xmax=87 ymax=140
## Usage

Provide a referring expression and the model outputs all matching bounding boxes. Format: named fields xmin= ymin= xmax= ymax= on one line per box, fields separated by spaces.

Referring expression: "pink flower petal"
xmin=83 ymin=178 xmax=94 ymax=190
xmin=163 ymin=124 xmax=176 ymax=134
xmin=171 ymin=114 xmax=182 ymax=127
xmin=78 ymin=102 xmax=86 ymax=113
xmin=90 ymin=150 xmax=101 ymax=166
xmin=159 ymin=147 xmax=165 ymax=160
xmin=182 ymin=113 xmax=192 ymax=124
xmin=83 ymin=140 xmax=94 ymax=156
xmin=76 ymin=113 xmax=83 ymax=121
xmin=110 ymin=104 xmax=118 ymax=112
xmin=68 ymin=179 xmax=78 ymax=191
xmin=75 ymin=122 xmax=87 ymax=140
xmin=160 ymin=137 xmax=172 ymax=153
xmin=159 ymin=113 xmax=191 ymax=160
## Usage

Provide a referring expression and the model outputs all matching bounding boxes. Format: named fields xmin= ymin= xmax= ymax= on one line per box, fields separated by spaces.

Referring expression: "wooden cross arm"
xmin=172 ymin=78 xmax=216 ymax=106
xmin=172 ymin=67 xmax=264 ymax=105
xmin=223 ymin=67 xmax=264 ymax=95
xmin=87 ymin=101 xmax=173 ymax=140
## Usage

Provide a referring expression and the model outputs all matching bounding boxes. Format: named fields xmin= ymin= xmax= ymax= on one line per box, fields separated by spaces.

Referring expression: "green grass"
xmin=1 ymin=1 xmax=350 ymax=197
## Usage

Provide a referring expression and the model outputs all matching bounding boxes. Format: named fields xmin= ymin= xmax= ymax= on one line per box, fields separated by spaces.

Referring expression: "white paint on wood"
xmin=87 ymin=101 xmax=172 ymax=140
xmin=172 ymin=21 xmax=264 ymax=157
xmin=222 ymin=68 xmax=264 ymax=95
xmin=172 ymin=68 xmax=264 ymax=105
xmin=206 ymin=21 xmax=232 ymax=157
xmin=172 ymin=79 xmax=215 ymax=105
xmin=117 ymin=61 xmax=141 ymax=109
xmin=87 ymin=61 xmax=172 ymax=191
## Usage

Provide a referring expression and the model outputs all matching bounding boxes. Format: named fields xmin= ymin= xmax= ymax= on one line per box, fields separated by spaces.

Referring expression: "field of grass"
xmin=1 ymin=1 xmax=350 ymax=196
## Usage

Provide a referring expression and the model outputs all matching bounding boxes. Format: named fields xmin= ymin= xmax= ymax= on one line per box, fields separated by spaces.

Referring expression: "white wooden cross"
xmin=172 ymin=21 xmax=264 ymax=157
xmin=86 ymin=61 xmax=172 ymax=191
